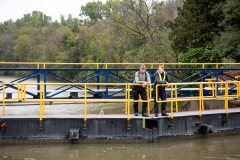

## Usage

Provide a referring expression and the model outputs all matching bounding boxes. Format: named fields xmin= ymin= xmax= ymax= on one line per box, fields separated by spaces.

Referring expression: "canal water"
xmin=1 ymin=134 xmax=240 ymax=160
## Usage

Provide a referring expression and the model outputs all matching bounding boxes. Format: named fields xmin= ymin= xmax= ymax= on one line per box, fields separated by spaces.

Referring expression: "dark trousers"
xmin=154 ymin=87 xmax=167 ymax=113
xmin=132 ymin=86 xmax=147 ymax=114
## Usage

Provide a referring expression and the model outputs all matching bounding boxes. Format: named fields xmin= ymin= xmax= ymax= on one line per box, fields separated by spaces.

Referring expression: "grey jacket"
xmin=134 ymin=71 xmax=151 ymax=84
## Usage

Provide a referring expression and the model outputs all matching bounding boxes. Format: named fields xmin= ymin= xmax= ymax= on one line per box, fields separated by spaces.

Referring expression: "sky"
xmin=0 ymin=0 xmax=104 ymax=23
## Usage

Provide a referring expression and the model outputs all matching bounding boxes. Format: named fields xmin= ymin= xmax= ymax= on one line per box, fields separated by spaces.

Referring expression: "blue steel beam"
xmin=0 ymin=67 xmax=239 ymax=99
xmin=46 ymin=72 xmax=105 ymax=95
xmin=46 ymin=74 xmax=97 ymax=98
xmin=0 ymin=72 xmax=41 ymax=97
xmin=48 ymin=72 xmax=96 ymax=90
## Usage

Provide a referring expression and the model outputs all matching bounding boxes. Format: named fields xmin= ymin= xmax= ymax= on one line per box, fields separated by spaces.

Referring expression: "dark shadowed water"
xmin=1 ymin=134 xmax=240 ymax=160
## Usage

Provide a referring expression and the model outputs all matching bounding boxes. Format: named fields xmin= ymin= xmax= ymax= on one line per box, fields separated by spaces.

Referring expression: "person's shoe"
xmin=134 ymin=112 xmax=138 ymax=116
xmin=155 ymin=113 xmax=159 ymax=117
xmin=142 ymin=113 xmax=149 ymax=117
xmin=162 ymin=111 xmax=169 ymax=116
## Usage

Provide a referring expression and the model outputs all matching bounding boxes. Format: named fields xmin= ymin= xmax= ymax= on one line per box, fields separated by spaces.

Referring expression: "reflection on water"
xmin=1 ymin=134 xmax=240 ymax=160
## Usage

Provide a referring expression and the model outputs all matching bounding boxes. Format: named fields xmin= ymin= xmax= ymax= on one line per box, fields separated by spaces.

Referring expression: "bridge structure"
xmin=0 ymin=62 xmax=239 ymax=99
xmin=0 ymin=62 xmax=240 ymax=141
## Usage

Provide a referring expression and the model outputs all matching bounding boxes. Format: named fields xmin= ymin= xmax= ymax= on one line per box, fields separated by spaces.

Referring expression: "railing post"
xmin=199 ymin=83 xmax=203 ymax=116
xmin=42 ymin=84 xmax=45 ymax=115
xmin=202 ymin=85 xmax=205 ymax=111
xmin=39 ymin=83 xmax=44 ymax=131
xmin=150 ymin=64 xmax=153 ymax=69
xmin=20 ymin=84 xmax=23 ymax=101
xmin=17 ymin=84 xmax=21 ymax=101
xmin=225 ymin=83 xmax=229 ymax=114
xmin=238 ymin=81 xmax=240 ymax=98
xmin=39 ymin=84 xmax=44 ymax=121
xmin=212 ymin=81 xmax=216 ymax=97
xmin=127 ymin=84 xmax=131 ymax=130
xmin=83 ymin=84 xmax=87 ymax=129
xmin=127 ymin=84 xmax=131 ymax=120
xmin=23 ymin=84 xmax=26 ymax=100
xmin=126 ymin=84 xmax=132 ymax=130
xmin=175 ymin=85 xmax=178 ymax=112
xmin=170 ymin=84 xmax=173 ymax=118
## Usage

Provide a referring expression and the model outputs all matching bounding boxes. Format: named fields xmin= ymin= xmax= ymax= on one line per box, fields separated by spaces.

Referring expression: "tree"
xmin=103 ymin=0 xmax=174 ymax=62
xmin=79 ymin=1 xmax=104 ymax=25
xmin=0 ymin=20 xmax=17 ymax=33
xmin=15 ymin=11 xmax=52 ymax=28
xmin=179 ymin=43 xmax=221 ymax=63
xmin=167 ymin=0 xmax=225 ymax=55
xmin=0 ymin=33 xmax=15 ymax=61
xmin=60 ymin=15 xmax=83 ymax=32
xmin=78 ymin=0 xmax=174 ymax=62
xmin=214 ymin=0 xmax=240 ymax=62
xmin=104 ymin=0 xmax=163 ymax=43
xmin=14 ymin=26 xmax=64 ymax=62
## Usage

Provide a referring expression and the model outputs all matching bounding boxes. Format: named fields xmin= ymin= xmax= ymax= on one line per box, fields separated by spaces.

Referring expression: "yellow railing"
xmin=0 ymin=62 xmax=240 ymax=69
xmin=155 ymin=81 xmax=240 ymax=118
xmin=0 ymin=82 xmax=152 ymax=121
xmin=0 ymin=81 xmax=239 ymax=121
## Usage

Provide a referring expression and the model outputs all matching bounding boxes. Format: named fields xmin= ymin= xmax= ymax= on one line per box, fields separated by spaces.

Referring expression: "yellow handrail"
xmin=127 ymin=84 xmax=131 ymax=120
xmin=0 ymin=81 xmax=237 ymax=121
xmin=0 ymin=62 xmax=240 ymax=69
xmin=84 ymin=84 xmax=87 ymax=121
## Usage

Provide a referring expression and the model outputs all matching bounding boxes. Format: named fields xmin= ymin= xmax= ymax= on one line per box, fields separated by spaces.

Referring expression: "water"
xmin=0 ymin=134 xmax=240 ymax=160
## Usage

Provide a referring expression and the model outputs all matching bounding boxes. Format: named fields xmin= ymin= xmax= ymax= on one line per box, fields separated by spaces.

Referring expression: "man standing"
xmin=132 ymin=64 xmax=151 ymax=117
xmin=154 ymin=65 xmax=170 ymax=117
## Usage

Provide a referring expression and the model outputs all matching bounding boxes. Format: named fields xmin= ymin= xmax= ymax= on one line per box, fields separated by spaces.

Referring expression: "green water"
xmin=1 ymin=134 xmax=240 ymax=160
